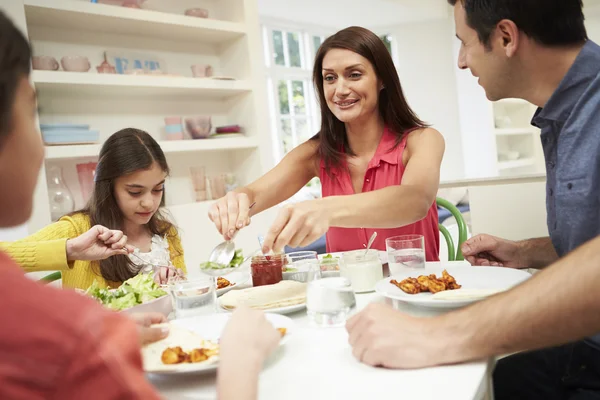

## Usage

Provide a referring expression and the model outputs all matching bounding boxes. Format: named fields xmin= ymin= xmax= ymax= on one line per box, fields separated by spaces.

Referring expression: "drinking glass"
xmin=169 ymin=277 xmax=216 ymax=318
xmin=286 ymin=251 xmax=321 ymax=282
xmin=386 ymin=234 xmax=426 ymax=276
xmin=306 ymin=277 xmax=356 ymax=327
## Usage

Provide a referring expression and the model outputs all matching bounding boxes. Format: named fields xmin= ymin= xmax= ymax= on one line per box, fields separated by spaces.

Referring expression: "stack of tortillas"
xmin=141 ymin=324 xmax=219 ymax=372
xmin=220 ymin=280 xmax=307 ymax=310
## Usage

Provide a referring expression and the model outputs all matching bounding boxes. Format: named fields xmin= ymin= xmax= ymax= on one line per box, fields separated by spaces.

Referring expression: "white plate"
xmin=145 ymin=312 xmax=294 ymax=375
xmin=220 ymin=301 xmax=306 ymax=315
xmin=375 ymin=266 xmax=531 ymax=309
xmin=216 ymin=271 xmax=250 ymax=297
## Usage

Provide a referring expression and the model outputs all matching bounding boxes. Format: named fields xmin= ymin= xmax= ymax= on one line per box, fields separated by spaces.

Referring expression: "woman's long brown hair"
xmin=312 ymin=26 xmax=427 ymax=172
xmin=75 ymin=128 xmax=177 ymax=283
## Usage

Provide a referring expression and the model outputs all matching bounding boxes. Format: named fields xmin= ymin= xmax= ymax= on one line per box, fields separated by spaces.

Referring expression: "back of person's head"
xmin=447 ymin=0 xmax=587 ymax=48
xmin=82 ymin=128 xmax=175 ymax=283
xmin=0 ymin=11 xmax=44 ymax=228
xmin=312 ymin=26 xmax=426 ymax=171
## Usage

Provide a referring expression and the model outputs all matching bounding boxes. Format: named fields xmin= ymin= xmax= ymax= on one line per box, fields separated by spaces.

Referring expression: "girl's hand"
xmin=66 ymin=225 xmax=134 ymax=261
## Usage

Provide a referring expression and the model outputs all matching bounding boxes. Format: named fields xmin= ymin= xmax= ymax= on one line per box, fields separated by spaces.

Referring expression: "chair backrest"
xmin=436 ymin=197 xmax=467 ymax=261
xmin=39 ymin=271 xmax=62 ymax=284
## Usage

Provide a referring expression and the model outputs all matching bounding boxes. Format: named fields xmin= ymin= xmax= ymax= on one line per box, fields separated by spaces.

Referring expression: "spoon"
xmin=208 ymin=202 xmax=256 ymax=267
xmin=363 ymin=232 xmax=378 ymax=256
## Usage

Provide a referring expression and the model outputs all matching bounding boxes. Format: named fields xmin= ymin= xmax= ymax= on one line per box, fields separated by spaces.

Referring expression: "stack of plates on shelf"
xmin=40 ymin=124 xmax=100 ymax=145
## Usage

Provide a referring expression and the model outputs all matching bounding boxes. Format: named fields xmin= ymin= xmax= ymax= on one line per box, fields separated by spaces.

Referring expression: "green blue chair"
xmin=39 ymin=271 xmax=61 ymax=284
xmin=436 ymin=197 xmax=468 ymax=261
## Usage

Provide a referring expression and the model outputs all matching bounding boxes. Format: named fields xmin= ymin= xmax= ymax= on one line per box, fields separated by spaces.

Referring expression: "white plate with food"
xmin=143 ymin=313 xmax=293 ymax=375
xmin=84 ymin=273 xmax=172 ymax=316
xmin=375 ymin=266 xmax=531 ymax=309
xmin=219 ymin=280 xmax=307 ymax=315
xmin=215 ymin=271 xmax=250 ymax=297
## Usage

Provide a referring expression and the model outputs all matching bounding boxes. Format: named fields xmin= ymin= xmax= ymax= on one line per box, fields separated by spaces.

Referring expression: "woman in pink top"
xmin=209 ymin=26 xmax=444 ymax=260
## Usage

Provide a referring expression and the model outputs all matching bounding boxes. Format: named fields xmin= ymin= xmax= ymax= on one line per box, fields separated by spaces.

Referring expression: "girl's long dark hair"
xmin=312 ymin=26 xmax=427 ymax=171
xmin=76 ymin=128 xmax=176 ymax=284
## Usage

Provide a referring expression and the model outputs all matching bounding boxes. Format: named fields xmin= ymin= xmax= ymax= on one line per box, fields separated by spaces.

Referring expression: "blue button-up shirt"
xmin=532 ymin=40 xmax=600 ymax=348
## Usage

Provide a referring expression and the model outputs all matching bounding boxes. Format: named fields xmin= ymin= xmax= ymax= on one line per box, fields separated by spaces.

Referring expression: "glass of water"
xmin=285 ymin=251 xmax=321 ymax=282
xmin=169 ymin=277 xmax=216 ymax=318
xmin=386 ymin=234 xmax=426 ymax=276
xmin=306 ymin=277 xmax=356 ymax=327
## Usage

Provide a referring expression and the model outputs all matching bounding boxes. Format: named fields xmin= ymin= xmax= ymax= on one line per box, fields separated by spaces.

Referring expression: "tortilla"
xmin=141 ymin=323 xmax=219 ymax=372
xmin=219 ymin=280 xmax=306 ymax=310
xmin=431 ymin=288 xmax=506 ymax=301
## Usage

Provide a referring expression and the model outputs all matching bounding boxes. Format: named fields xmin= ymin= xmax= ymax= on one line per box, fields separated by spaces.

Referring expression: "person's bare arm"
xmin=327 ymin=128 xmax=444 ymax=228
xmin=518 ymin=237 xmax=559 ymax=269
xmin=439 ymin=235 xmax=600 ymax=364
xmin=209 ymin=140 xmax=318 ymax=239
xmin=347 ymin=235 xmax=600 ymax=369
xmin=236 ymin=140 xmax=319 ymax=216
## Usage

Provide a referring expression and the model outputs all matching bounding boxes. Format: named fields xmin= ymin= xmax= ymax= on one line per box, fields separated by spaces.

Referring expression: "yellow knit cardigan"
xmin=0 ymin=213 xmax=186 ymax=290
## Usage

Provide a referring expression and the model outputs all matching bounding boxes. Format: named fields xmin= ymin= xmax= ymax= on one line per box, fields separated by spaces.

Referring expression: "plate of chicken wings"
xmin=375 ymin=266 xmax=531 ymax=309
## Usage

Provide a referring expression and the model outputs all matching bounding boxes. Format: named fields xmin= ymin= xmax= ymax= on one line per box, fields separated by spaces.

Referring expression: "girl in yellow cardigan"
xmin=1 ymin=128 xmax=186 ymax=290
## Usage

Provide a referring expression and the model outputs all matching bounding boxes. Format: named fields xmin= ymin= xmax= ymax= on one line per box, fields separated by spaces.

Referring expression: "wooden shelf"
xmin=24 ymin=0 xmax=246 ymax=45
xmin=32 ymin=71 xmax=252 ymax=100
xmin=495 ymin=128 xmax=537 ymax=136
xmin=497 ymin=158 xmax=535 ymax=170
xmin=45 ymin=137 xmax=259 ymax=160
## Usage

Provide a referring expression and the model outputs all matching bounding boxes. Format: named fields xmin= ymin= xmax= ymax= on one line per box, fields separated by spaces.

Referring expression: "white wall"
xmin=384 ymin=18 xmax=466 ymax=181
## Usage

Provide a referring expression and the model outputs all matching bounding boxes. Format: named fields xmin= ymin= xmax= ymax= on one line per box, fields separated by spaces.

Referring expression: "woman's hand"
xmin=262 ymin=199 xmax=331 ymax=254
xmin=66 ymin=225 xmax=134 ymax=261
xmin=208 ymin=192 xmax=252 ymax=241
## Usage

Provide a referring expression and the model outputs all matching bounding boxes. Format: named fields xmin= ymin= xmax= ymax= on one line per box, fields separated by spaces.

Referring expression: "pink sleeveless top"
xmin=319 ymin=126 xmax=440 ymax=261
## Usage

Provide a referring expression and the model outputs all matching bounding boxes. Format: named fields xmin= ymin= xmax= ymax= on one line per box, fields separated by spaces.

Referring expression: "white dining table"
xmin=150 ymin=261 xmax=495 ymax=400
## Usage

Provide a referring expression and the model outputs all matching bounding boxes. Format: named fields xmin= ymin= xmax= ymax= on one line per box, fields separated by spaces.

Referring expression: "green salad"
xmin=199 ymin=249 xmax=244 ymax=270
xmin=86 ymin=273 xmax=167 ymax=311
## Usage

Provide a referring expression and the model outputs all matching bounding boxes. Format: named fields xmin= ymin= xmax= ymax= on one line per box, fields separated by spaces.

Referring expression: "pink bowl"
xmin=61 ymin=56 xmax=91 ymax=72
xmin=185 ymin=116 xmax=212 ymax=139
xmin=191 ymin=64 xmax=213 ymax=78
xmin=32 ymin=56 xmax=59 ymax=71
xmin=185 ymin=8 xmax=209 ymax=18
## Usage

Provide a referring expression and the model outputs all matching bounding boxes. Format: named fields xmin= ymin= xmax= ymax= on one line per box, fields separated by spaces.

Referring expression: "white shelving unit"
xmin=492 ymin=99 xmax=544 ymax=176
xmin=32 ymin=70 xmax=253 ymax=100
xmin=14 ymin=0 xmax=273 ymax=236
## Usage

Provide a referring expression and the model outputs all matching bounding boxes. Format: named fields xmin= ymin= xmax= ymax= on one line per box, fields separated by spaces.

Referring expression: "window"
xmin=380 ymin=34 xmax=393 ymax=54
xmin=263 ymin=24 xmax=330 ymax=162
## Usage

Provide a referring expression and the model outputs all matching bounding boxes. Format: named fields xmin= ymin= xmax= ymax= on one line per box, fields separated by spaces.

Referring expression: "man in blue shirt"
xmin=448 ymin=1 xmax=600 ymax=399
xmin=345 ymin=1 xmax=600 ymax=400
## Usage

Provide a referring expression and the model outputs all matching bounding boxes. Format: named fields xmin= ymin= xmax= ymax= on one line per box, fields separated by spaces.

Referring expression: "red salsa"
xmin=251 ymin=254 xmax=285 ymax=286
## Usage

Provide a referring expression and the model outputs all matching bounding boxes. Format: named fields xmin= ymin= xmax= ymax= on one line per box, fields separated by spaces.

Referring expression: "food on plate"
xmin=86 ymin=273 xmax=166 ymax=311
xmin=217 ymin=276 xmax=235 ymax=290
xmin=220 ymin=280 xmax=306 ymax=310
xmin=277 ymin=327 xmax=287 ymax=337
xmin=390 ymin=269 xmax=461 ymax=295
xmin=319 ymin=253 xmax=340 ymax=271
xmin=251 ymin=254 xmax=285 ymax=286
xmin=199 ymin=249 xmax=244 ymax=270
xmin=142 ymin=324 xmax=219 ymax=371
xmin=161 ymin=346 xmax=219 ymax=365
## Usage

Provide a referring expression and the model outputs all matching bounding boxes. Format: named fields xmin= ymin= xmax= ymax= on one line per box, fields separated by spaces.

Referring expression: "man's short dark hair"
xmin=0 ymin=11 xmax=32 ymax=141
xmin=447 ymin=0 xmax=588 ymax=48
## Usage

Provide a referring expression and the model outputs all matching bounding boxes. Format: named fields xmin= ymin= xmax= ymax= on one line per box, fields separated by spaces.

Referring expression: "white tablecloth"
xmin=151 ymin=262 xmax=493 ymax=400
